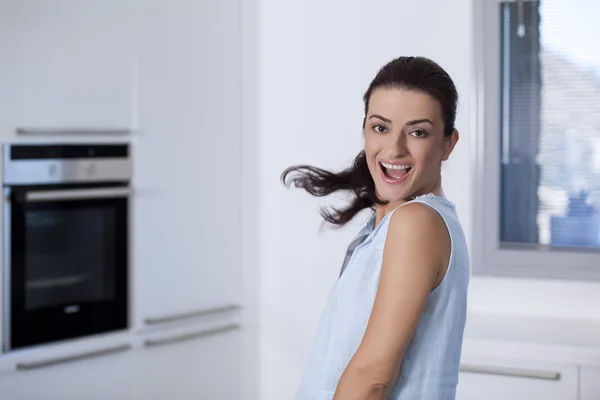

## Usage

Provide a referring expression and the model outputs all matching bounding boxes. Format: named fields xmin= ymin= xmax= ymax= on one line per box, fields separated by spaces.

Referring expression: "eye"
xmin=410 ymin=129 xmax=427 ymax=138
xmin=372 ymin=125 xmax=387 ymax=134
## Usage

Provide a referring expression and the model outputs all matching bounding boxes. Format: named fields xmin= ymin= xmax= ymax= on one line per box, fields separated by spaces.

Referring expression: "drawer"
xmin=581 ymin=367 xmax=600 ymax=400
xmin=456 ymin=357 xmax=578 ymax=400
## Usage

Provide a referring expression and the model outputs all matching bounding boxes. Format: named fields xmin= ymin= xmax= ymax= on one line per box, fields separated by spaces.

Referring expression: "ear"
xmin=442 ymin=129 xmax=459 ymax=161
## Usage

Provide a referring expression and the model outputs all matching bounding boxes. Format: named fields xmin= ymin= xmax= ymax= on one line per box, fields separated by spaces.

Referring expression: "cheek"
xmin=364 ymin=150 xmax=378 ymax=177
xmin=413 ymin=142 xmax=444 ymax=168
xmin=364 ymin=143 xmax=384 ymax=196
xmin=363 ymin=135 xmax=379 ymax=165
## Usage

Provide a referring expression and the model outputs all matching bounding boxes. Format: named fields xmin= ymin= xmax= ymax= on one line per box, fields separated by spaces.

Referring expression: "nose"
xmin=387 ymin=130 xmax=409 ymax=158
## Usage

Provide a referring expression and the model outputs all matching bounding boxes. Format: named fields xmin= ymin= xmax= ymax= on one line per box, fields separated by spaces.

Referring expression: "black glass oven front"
xmin=2 ymin=144 xmax=131 ymax=350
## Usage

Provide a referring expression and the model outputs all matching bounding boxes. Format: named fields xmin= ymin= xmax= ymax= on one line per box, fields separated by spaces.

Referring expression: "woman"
xmin=281 ymin=56 xmax=470 ymax=400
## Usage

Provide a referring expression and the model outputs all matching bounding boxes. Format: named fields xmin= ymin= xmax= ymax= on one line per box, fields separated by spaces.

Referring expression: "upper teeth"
xmin=381 ymin=162 xmax=410 ymax=170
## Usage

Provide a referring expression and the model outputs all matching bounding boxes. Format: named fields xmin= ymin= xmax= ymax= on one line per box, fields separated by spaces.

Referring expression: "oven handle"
xmin=25 ymin=187 xmax=131 ymax=202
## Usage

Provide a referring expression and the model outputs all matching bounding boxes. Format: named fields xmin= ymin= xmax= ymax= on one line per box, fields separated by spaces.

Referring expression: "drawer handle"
xmin=16 ymin=344 xmax=131 ymax=371
xmin=460 ymin=363 xmax=561 ymax=381
xmin=144 ymin=323 xmax=240 ymax=348
xmin=144 ymin=304 xmax=240 ymax=325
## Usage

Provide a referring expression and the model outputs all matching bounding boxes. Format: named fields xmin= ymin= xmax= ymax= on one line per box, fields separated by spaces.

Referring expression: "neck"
xmin=374 ymin=182 xmax=443 ymax=227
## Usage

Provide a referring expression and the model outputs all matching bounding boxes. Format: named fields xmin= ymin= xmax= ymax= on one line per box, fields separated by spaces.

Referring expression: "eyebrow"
xmin=368 ymin=114 xmax=434 ymax=127
xmin=369 ymin=114 xmax=392 ymax=124
xmin=405 ymin=118 xmax=433 ymax=126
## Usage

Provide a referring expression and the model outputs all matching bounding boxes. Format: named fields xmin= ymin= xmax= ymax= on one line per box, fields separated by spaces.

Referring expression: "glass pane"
xmin=499 ymin=0 xmax=600 ymax=250
xmin=25 ymin=207 xmax=116 ymax=310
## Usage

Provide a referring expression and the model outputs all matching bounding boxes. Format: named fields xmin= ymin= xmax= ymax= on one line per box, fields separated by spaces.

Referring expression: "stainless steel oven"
xmin=2 ymin=143 xmax=131 ymax=350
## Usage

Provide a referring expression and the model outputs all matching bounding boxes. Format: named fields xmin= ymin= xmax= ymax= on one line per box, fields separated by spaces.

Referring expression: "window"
xmin=474 ymin=0 xmax=600 ymax=279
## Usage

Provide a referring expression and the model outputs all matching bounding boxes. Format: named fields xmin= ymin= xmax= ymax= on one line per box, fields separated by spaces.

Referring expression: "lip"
xmin=379 ymin=161 xmax=412 ymax=185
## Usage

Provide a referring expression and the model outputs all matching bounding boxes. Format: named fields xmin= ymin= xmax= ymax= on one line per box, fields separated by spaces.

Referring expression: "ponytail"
xmin=281 ymin=151 xmax=386 ymax=226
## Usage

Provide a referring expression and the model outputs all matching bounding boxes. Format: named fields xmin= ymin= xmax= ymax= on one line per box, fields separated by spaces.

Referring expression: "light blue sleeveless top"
xmin=295 ymin=194 xmax=470 ymax=400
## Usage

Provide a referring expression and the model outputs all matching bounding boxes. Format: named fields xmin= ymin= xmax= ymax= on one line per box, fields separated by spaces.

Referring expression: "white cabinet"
xmin=134 ymin=325 xmax=243 ymax=399
xmin=581 ymin=367 xmax=600 ymax=400
xmin=133 ymin=0 xmax=243 ymax=325
xmin=0 ymin=327 xmax=242 ymax=399
xmin=0 ymin=0 xmax=135 ymax=130
xmin=0 ymin=345 xmax=136 ymax=399
xmin=0 ymin=324 xmax=241 ymax=397
xmin=456 ymin=359 xmax=578 ymax=400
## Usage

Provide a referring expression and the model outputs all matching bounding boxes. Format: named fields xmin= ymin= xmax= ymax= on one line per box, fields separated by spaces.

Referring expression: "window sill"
xmin=463 ymin=311 xmax=600 ymax=368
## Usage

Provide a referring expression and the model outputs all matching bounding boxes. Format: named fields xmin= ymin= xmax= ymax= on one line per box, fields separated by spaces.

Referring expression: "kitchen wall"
xmin=250 ymin=0 xmax=600 ymax=399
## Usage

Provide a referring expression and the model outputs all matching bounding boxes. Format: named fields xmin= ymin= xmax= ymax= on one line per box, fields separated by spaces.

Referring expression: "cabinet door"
xmin=581 ymin=367 xmax=600 ymax=400
xmin=456 ymin=359 xmax=578 ymax=400
xmin=0 ymin=0 xmax=135 ymax=130
xmin=133 ymin=0 xmax=242 ymax=326
xmin=135 ymin=325 xmax=243 ymax=399
xmin=0 ymin=345 xmax=135 ymax=399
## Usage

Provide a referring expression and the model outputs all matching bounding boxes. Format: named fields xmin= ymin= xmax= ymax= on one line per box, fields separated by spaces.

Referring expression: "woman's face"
xmin=363 ymin=87 xmax=458 ymax=204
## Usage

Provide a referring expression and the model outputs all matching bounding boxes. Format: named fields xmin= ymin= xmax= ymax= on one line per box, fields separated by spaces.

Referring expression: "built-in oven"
xmin=2 ymin=143 xmax=131 ymax=351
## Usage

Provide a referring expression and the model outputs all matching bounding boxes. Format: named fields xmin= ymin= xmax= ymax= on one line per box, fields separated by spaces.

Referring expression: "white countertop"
xmin=462 ymin=313 xmax=600 ymax=368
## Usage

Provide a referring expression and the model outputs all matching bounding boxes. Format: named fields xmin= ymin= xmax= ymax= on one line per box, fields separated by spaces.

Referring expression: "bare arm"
xmin=332 ymin=203 xmax=450 ymax=400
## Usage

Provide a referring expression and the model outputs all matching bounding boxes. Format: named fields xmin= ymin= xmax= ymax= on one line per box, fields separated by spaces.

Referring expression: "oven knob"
xmin=87 ymin=163 xmax=96 ymax=175
xmin=48 ymin=164 xmax=57 ymax=176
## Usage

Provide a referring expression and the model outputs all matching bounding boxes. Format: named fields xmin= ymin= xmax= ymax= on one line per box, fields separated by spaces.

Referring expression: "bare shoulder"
xmin=385 ymin=201 xmax=449 ymax=250
xmin=381 ymin=201 xmax=451 ymax=289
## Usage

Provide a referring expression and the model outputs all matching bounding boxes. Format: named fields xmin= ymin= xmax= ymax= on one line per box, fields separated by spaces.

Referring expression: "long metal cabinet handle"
xmin=16 ymin=344 xmax=131 ymax=371
xmin=16 ymin=128 xmax=132 ymax=136
xmin=459 ymin=363 xmax=562 ymax=381
xmin=144 ymin=323 xmax=240 ymax=348
xmin=144 ymin=304 xmax=240 ymax=325
xmin=26 ymin=187 xmax=131 ymax=202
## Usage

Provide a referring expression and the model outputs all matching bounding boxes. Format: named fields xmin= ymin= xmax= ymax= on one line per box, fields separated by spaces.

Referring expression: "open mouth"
xmin=379 ymin=161 xmax=412 ymax=184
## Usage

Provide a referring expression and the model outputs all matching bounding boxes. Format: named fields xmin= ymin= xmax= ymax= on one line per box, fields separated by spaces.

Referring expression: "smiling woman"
xmin=281 ymin=56 xmax=470 ymax=400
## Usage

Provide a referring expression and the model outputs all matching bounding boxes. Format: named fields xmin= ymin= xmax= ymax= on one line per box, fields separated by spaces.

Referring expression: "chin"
xmin=374 ymin=185 xmax=411 ymax=204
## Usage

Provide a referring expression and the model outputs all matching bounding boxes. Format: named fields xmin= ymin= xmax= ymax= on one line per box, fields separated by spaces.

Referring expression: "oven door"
xmin=4 ymin=185 xmax=129 ymax=350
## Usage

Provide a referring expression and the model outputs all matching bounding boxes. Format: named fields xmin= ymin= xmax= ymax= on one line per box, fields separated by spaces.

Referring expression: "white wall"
xmin=252 ymin=0 xmax=600 ymax=399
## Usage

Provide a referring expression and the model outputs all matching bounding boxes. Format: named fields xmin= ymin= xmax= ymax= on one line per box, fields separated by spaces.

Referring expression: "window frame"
xmin=471 ymin=0 xmax=600 ymax=281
